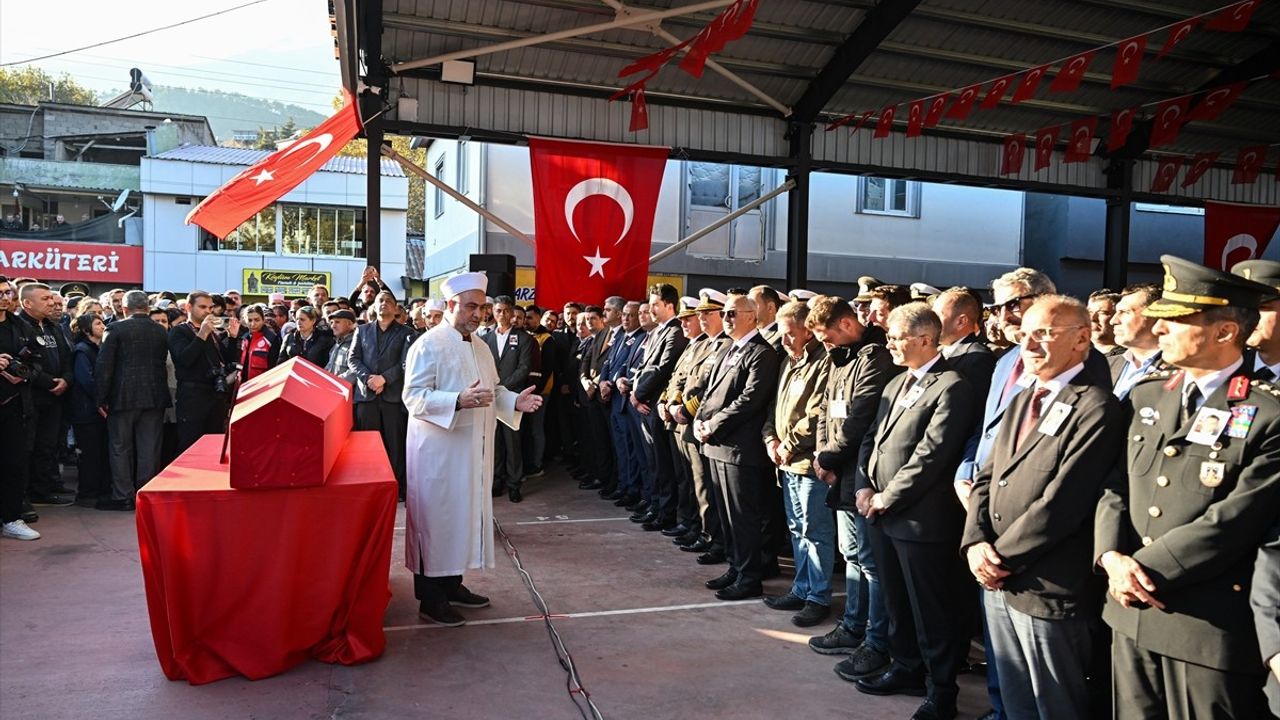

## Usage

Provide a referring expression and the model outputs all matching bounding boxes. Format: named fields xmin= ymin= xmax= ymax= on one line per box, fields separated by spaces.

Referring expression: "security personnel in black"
xmin=1233 ymin=259 xmax=1280 ymax=381
xmin=1095 ymin=254 xmax=1280 ymax=720
xmin=0 ymin=276 xmax=43 ymax=530
xmin=169 ymin=291 xmax=233 ymax=453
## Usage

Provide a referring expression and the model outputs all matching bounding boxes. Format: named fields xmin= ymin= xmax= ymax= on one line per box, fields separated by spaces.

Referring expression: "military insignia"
xmin=35 ymin=336 xmax=48 ymax=346
xmin=1227 ymin=376 xmax=1250 ymax=401
xmin=1038 ymin=401 xmax=1073 ymax=436
xmin=1138 ymin=406 xmax=1160 ymax=425
xmin=1227 ymin=405 xmax=1257 ymax=439
xmin=1199 ymin=461 xmax=1226 ymax=488
xmin=1187 ymin=407 xmax=1230 ymax=446
xmin=1163 ymin=263 xmax=1176 ymax=291
xmin=1163 ymin=370 xmax=1184 ymax=391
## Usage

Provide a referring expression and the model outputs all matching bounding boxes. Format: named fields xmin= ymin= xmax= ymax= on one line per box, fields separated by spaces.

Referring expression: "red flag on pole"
xmin=186 ymin=90 xmax=362 ymax=239
xmin=1158 ymin=18 xmax=1198 ymax=58
xmin=1187 ymin=82 xmax=1247 ymax=122
xmin=1150 ymin=156 xmax=1184 ymax=192
xmin=1011 ymin=66 xmax=1050 ymax=104
xmin=1205 ymin=1 xmax=1259 ymax=32
xmin=923 ymin=94 xmax=949 ymax=127
xmin=1111 ymin=35 xmax=1147 ymax=89
xmin=528 ymin=138 xmax=669 ymax=308
xmin=1063 ymin=117 xmax=1097 ymax=163
xmin=874 ymin=104 xmax=898 ymax=138
xmin=1181 ymin=151 xmax=1220 ymax=188
xmin=906 ymin=100 xmax=926 ymax=138
xmin=946 ymin=85 xmax=981 ymax=120
xmin=1033 ymin=125 xmax=1060 ymax=171
xmin=1203 ymin=200 xmax=1280 ymax=270
xmin=1106 ymin=107 xmax=1138 ymax=152
xmin=1049 ymin=51 xmax=1094 ymax=93
xmin=980 ymin=76 xmax=1014 ymax=109
xmin=1000 ymin=133 xmax=1026 ymax=175
xmin=1149 ymin=96 xmax=1190 ymax=149
xmin=1232 ymin=145 xmax=1268 ymax=185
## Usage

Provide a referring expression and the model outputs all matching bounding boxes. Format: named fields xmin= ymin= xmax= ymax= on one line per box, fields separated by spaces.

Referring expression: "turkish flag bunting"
xmin=528 ymin=138 xmax=668 ymax=308
xmin=1205 ymin=1 xmax=1259 ymax=32
xmin=1150 ymin=156 xmax=1184 ymax=192
xmin=906 ymin=100 xmax=926 ymax=138
xmin=1181 ymin=151 xmax=1221 ymax=188
xmin=1000 ymin=133 xmax=1026 ymax=175
xmin=1203 ymin=200 xmax=1280 ymax=270
xmin=1187 ymin=82 xmax=1247 ymax=122
xmin=849 ymin=110 xmax=876 ymax=135
xmin=678 ymin=0 xmax=760 ymax=78
xmin=186 ymin=90 xmax=362 ymax=239
xmin=946 ymin=85 xmax=981 ymax=120
xmin=1232 ymin=145 xmax=1268 ymax=185
xmin=1111 ymin=34 xmax=1147 ymax=89
xmin=629 ymin=87 xmax=650 ymax=132
xmin=1033 ymin=125 xmax=1060 ymax=171
xmin=825 ymin=112 xmax=858 ymax=132
xmin=1011 ymin=65 xmax=1050 ymax=104
xmin=981 ymin=76 xmax=1014 ymax=109
xmin=1049 ymin=51 xmax=1095 ymax=93
xmin=923 ymin=94 xmax=949 ymax=127
xmin=1063 ymin=117 xmax=1098 ymax=163
xmin=1149 ymin=96 xmax=1190 ymax=149
xmin=874 ymin=104 xmax=897 ymax=138
xmin=1106 ymin=107 xmax=1138 ymax=152
xmin=1158 ymin=18 xmax=1198 ymax=58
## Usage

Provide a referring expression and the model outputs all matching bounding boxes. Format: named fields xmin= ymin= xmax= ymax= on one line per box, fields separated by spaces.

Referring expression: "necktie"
xmin=1016 ymin=387 xmax=1051 ymax=449
xmin=1181 ymin=383 xmax=1202 ymax=426
xmin=1258 ymin=366 xmax=1276 ymax=381
xmin=895 ymin=373 xmax=918 ymax=409
xmin=1000 ymin=356 xmax=1025 ymax=405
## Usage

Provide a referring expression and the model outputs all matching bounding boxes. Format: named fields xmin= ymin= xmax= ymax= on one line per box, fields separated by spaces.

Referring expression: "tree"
xmin=0 ymin=66 xmax=99 ymax=105
xmin=335 ymin=134 xmax=427 ymax=235
xmin=251 ymin=117 xmax=300 ymax=150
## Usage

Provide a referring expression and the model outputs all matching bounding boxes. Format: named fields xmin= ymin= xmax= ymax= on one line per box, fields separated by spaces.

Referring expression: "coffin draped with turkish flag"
xmin=528 ymin=137 xmax=669 ymax=308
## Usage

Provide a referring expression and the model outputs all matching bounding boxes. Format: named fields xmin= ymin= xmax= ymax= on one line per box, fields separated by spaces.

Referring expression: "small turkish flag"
xmin=1106 ymin=107 xmax=1138 ymax=152
xmin=946 ymin=85 xmax=981 ymax=120
xmin=1149 ymin=96 xmax=1190 ymax=149
xmin=186 ymin=89 xmax=362 ymax=239
xmin=1010 ymin=66 xmax=1049 ymax=104
xmin=1158 ymin=18 xmax=1198 ymax=58
xmin=1204 ymin=200 xmax=1280 ymax=270
xmin=528 ymin=137 xmax=668 ymax=308
xmin=874 ymin=104 xmax=898 ymax=138
xmin=1111 ymin=35 xmax=1147 ymax=89
xmin=1182 ymin=151 xmax=1220 ymax=188
xmin=981 ymin=76 xmax=1014 ymax=109
xmin=1187 ymin=82 xmax=1247 ymax=122
xmin=1205 ymin=1 xmax=1258 ymax=32
xmin=1232 ymin=145 xmax=1268 ymax=185
xmin=1063 ymin=117 xmax=1097 ymax=163
xmin=1000 ymin=133 xmax=1026 ymax=175
xmin=849 ymin=110 xmax=875 ymax=135
xmin=1150 ymin=156 xmax=1184 ymax=192
xmin=906 ymin=100 xmax=926 ymax=138
xmin=1049 ymin=51 xmax=1094 ymax=93
xmin=629 ymin=87 xmax=649 ymax=132
xmin=1033 ymin=125 xmax=1060 ymax=171
xmin=923 ymin=94 xmax=949 ymax=127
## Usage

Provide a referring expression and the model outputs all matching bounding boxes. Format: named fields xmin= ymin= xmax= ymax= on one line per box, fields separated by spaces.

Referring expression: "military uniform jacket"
xmin=1094 ymin=363 xmax=1280 ymax=672
xmin=679 ymin=332 xmax=731 ymax=442
xmin=661 ymin=333 xmax=707 ymax=432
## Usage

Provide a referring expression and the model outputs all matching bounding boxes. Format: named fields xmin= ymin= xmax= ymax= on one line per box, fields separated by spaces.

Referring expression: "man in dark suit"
xmin=1251 ymin=520 xmax=1280 ymax=718
xmin=482 ymin=295 xmax=533 ymax=503
xmin=1108 ymin=283 xmax=1169 ymax=401
xmin=169 ymin=291 xmax=232 ymax=454
xmin=963 ymin=295 xmax=1123 ymax=720
xmin=601 ymin=302 xmax=648 ymax=516
xmin=1095 ymin=255 xmax=1280 ymax=720
xmin=350 ymin=289 xmax=414 ymax=499
xmin=1234 ymin=259 xmax=1280 ymax=381
xmin=94 ymin=290 xmax=171 ymax=509
xmin=629 ymin=284 xmax=690 ymax=531
xmin=933 ymin=288 xmax=996 ymax=404
xmin=18 ymin=282 xmax=73 ymax=505
xmin=853 ymin=302 xmax=975 ymax=720
xmin=694 ymin=294 xmax=781 ymax=601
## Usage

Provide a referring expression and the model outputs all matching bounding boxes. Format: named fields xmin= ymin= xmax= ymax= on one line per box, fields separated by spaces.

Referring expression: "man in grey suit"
xmin=483 ymin=295 xmax=533 ymax=503
xmin=629 ymin=283 xmax=689 ymax=531
xmin=963 ymin=296 xmax=1124 ymax=720
xmin=95 ymin=290 xmax=171 ymax=508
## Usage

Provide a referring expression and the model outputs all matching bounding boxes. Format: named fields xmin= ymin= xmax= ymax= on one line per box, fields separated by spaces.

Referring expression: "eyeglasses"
xmin=0 ymin=289 xmax=15 ymax=298
xmin=992 ymin=293 xmax=1039 ymax=315
xmin=1023 ymin=325 xmax=1086 ymax=343
xmin=722 ymin=309 xmax=754 ymax=319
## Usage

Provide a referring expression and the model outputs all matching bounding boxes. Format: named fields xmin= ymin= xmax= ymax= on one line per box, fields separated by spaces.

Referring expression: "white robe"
xmin=402 ymin=323 xmax=521 ymax=577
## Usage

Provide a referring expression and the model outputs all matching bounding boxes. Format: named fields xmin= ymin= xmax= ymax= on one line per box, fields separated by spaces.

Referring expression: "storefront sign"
xmin=242 ymin=268 xmax=332 ymax=297
xmin=0 ymin=239 xmax=143 ymax=283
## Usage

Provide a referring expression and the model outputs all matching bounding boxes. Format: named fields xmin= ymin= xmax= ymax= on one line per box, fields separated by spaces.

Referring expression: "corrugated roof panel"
xmin=150 ymin=146 xmax=406 ymax=177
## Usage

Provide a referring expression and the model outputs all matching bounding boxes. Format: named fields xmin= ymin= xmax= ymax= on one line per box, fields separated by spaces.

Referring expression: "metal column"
xmin=785 ymin=122 xmax=813 ymax=290
xmin=366 ymin=120 xmax=383 ymax=270
xmin=1103 ymin=158 xmax=1133 ymax=290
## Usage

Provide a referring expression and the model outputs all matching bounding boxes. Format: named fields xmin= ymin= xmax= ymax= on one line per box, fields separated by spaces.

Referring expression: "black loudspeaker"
xmin=469 ymin=254 xmax=515 ymax=298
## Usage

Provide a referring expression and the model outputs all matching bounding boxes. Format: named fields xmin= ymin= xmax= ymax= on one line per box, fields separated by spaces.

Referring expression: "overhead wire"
xmin=17 ymin=50 xmax=340 ymax=92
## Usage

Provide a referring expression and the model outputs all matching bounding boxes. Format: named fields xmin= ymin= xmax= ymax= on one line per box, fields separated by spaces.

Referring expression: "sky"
xmin=0 ymin=0 xmax=342 ymax=115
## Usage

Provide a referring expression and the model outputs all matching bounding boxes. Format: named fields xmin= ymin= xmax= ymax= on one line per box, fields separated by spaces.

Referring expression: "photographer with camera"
xmin=169 ymin=291 xmax=235 ymax=454
xmin=18 ymin=283 xmax=73 ymax=507
xmin=0 ymin=276 xmax=42 ymax=540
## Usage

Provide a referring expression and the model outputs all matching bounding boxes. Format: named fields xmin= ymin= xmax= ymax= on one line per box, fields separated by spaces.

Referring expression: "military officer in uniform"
xmin=1232 ymin=259 xmax=1280 ymax=381
xmin=1094 ymin=254 xmax=1280 ymax=720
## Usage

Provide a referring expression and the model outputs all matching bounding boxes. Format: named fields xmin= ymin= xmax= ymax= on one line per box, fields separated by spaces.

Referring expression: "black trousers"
xmin=493 ymin=423 xmax=522 ymax=492
xmin=869 ymin=523 xmax=970 ymax=705
xmin=642 ymin=412 xmax=677 ymax=521
xmin=670 ymin=431 xmax=699 ymax=531
xmin=73 ymin=421 xmax=111 ymax=502
xmin=1111 ymin=630 xmax=1268 ymax=720
xmin=586 ymin=398 xmax=615 ymax=486
xmin=761 ymin=471 xmax=787 ymax=562
xmin=0 ymin=400 xmax=34 ymax=522
xmin=710 ymin=459 xmax=767 ymax=586
xmin=175 ymin=383 xmax=228 ymax=454
xmin=355 ymin=400 xmax=408 ymax=491
xmin=27 ymin=399 xmax=63 ymax=497
xmin=414 ymin=574 xmax=462 ymax=607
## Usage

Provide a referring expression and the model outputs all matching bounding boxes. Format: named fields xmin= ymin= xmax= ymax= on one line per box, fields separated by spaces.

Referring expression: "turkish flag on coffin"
xmin=529 ymin=137 xmax=669 ymax=308
xmin=1204 ymin=201 xmax=1280 ymax=270
xmin=187 ymin=90 xmax=362 ymax=238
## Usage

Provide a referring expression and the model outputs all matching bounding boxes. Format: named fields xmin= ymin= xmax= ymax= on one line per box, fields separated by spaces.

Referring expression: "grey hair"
xmin=991 ymin=267 xmax=1057 ymax=298
xmin=124 ymin=290 xmax=150 ymax=313
xmin=604 ymin=295 xmax=626 ymax=311
xmin=887 ymin=302 xmax=942 ymax=344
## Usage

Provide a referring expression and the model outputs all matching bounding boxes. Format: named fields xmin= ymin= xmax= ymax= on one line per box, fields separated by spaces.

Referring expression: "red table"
xmin=136 ymin=432 xmax=397 ymax=685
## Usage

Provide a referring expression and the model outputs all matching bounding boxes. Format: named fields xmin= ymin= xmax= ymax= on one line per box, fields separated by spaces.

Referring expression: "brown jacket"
xmin=763 ymin=339 xmax=829 ymax=475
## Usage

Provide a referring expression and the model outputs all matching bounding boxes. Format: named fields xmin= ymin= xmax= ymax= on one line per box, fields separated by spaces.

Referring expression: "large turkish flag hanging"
xmin=1204 ymin=201 xmax=1280 ymax=270
xmin=187 ymin=90 xmax=362 ymax=239
xmin=529 ymin=137 xmax=668 ymax=308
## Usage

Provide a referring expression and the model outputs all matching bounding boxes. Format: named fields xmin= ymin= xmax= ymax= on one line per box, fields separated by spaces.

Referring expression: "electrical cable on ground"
xmin=493 ymin=518 xmax=604 ymax=720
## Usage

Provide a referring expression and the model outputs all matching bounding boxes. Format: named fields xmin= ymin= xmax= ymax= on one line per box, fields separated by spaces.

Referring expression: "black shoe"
xmin=704 ymin=570 xmax=738 ymax=590
xmin=673 ymin=529 xmax=701 ymax=545
xmin=597 ymin=485 xmax=617 ymax=498
xmin=696 ymin=551 xmax=727 ymax=565
xmin=630 ymin=511 xmax=656 ymax=524
xmin=21 ymin=510 xmax=38 ymax=524
xmin=605 ymin=490 xmax=627 ymax=501
xmin=792 ymin=601 xmax=831 ymax=628
xmin=763 ymin=593 xmax=806 ymax=611
xmin=448 ymin=585 xmax=491 ymax=609
xmin=910 ymin=699 xmax=957 ymax=720
xmin=660 ymin=523 xmax=691 ymax=538
xmin=491 ymin=485 xmax=506 ymax=498
xmin=508 ymin=487 xmax=523 ymax=503
xmin=834 ymin=642 xmax=891 ymax=681
xmin=625 ymin=499 xmax=649 ymax=513
xmin=29 ymin=494 xmax=73 ymax=507
xmin=525 ymin=467 xmax=545 ymax=479
xmin=95 ymin=498 xmax=134 ymax=511
xmin=418 ymin=601 xmax=466 ymax=627
xmin=715 ymin=583 xmax=763 ymax=601
xmin=580 ymin=480 xmax=603 ymax=491
xmin=641 ymin=519 xmax=665 ymax=532
xmin=854 ymin=668 xmax=927 ymax=697
xmin=680 ymin=539 xmax=712 ymax=553
xmin=808 ymin=623 xmax=864 ymax=655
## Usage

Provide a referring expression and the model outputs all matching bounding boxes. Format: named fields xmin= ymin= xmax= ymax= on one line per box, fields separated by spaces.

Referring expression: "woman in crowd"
xmin=67 ymin=313 xmax=111 ymax=508
xmin=280 ymin=306 xmax=334 ymax=366
xmin=74 ymin=299 xmax=103 ymax=319
xmin=238 ymin=304 xmax=280 ymax=382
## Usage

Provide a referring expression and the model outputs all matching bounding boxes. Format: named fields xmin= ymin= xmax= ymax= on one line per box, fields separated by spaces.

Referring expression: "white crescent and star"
xmin=1159 ymin=104 xmax=1183 ymax=130
xmin=584 ymin=247 xmax=611 ymax=278
xmin=280 ymin=133 xmax=335 ymax=165
xmin=1121 ymin=40 xmax=1141 ymax=65
xmin=1222 ymin=233 xmax=1258 ymax=268
xmin=252 ymin=169 xmax=275 ymax=185
xmin=564 ymin=177 xmax=636 ymax=279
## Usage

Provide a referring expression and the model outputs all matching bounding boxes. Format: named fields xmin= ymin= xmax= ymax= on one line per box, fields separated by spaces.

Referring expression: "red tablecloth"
xmin=136 ymin=432 xmax=397 ymax=685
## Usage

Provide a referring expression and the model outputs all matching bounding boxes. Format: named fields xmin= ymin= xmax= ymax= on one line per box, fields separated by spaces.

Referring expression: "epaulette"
xmin=684 ymin=396 xmax=701 ymax=417
xmin=1133 ymin=368 xmax=1175 ymax=385
xmin=1256 ymin=380 xmax=1280 ymax=399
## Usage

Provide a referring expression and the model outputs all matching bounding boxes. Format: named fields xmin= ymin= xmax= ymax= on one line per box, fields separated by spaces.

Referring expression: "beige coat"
xmin=762 ymin=339 xmax=829 ymax=476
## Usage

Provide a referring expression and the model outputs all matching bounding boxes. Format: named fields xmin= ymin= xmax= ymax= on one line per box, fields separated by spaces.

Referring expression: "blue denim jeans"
xmin=837 ymin=508 xmax=889 ymax=652
xmin=781 ymin=471 xmax=836 ymax=605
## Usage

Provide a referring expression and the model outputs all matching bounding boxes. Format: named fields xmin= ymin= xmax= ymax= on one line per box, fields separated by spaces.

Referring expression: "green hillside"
xmin=105 ymin=86 xmax=328 ymax=144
